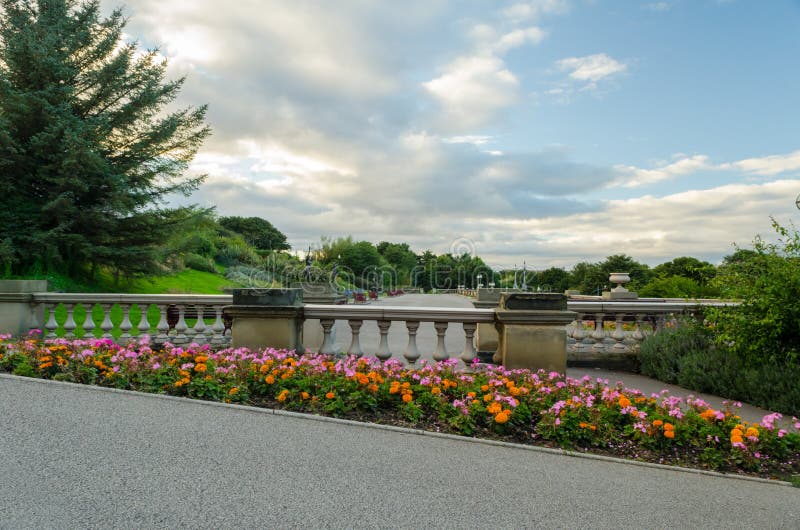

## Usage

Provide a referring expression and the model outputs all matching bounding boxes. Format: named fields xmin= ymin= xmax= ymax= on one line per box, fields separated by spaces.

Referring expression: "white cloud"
xmin=492 ymin=27 xmax=547 ymax=54
xmin=613 ymin=155 xmax=712 ymax=187
xmin=442 ymin=135 xmax=494 ymax=146
xmin=501 ymin=0 xmax=570 ymax=22
xmin=423 ymin=56 xmax=520 ymax=130
xmin=557 ymin=53 xmax=627 ymax=84
xmin=721 ymin=150 xmax=800 ymax=176
xmin=612 ymin=150 xmax=800 ymax=188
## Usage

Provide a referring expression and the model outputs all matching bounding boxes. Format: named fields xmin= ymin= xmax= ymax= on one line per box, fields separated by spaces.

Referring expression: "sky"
xmin=113 ymin=0 xmax=800 ymax=269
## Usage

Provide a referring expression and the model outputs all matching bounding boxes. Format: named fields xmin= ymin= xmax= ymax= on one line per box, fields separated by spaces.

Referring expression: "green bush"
xmin=640 ymin=319 xmax=800 ymax=417
xmin=639 ymin=318 xmax=712 ymax=385
xmin=183 ymin=252 xmax=217 ymax=273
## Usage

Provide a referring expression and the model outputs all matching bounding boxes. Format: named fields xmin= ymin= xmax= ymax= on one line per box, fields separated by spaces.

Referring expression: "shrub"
xmin=639 ymin=318 xmax=712 ymax=385
xmin=183 ymin=252 xmax=217 ymax=273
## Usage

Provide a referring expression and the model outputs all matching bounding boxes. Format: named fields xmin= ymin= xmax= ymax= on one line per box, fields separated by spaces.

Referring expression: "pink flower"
xmin=151 ymin=362 xmax=161 ymax=370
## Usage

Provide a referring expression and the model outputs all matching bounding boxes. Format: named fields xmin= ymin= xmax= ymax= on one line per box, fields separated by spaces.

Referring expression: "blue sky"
xmin=114 ymin=0 xmax=800 ymax=268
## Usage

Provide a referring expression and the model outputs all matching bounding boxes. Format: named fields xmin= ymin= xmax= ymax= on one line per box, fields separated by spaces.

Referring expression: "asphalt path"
xmin=1 ymin=376 xmax=797 ymax=529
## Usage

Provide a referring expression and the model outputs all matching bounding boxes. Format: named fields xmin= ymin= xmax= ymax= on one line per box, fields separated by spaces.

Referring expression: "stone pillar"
xmin=0 ymin=280 xmax=47 ymax=337
xmin=494 ymin=293 xmax=577 ymax=374
xmin=473 ymin=288 xmax=520 ymax=362
xmin=223 ymin=289 xmax=304 ymax=352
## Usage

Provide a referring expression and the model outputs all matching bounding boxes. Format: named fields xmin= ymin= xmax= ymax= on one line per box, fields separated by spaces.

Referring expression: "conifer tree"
xmin=0 ymin=0 xmax=210 ymax=279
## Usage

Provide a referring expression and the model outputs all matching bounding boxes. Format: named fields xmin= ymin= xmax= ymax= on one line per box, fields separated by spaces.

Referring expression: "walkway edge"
xmin=1 ymin=373 xmax=794 ymax=488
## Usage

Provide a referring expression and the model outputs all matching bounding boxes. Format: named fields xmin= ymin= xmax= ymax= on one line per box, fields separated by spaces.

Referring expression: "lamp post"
xmin=477 ymin=273 xmax=483 ymax=289
xmin=513 ymin=264 xmax=519 ymax=289
xmin=521 ymin=260 xmax=527 ymax=291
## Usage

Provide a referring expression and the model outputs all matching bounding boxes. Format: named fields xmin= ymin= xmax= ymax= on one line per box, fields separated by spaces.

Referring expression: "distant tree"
xmin=0 ymin=0 xmax=210 ymax=279
xmin=377 ymin=241 xmax=417 ymax=284
xmin=653 ymin=256 xmax=716 ymax=285
xmin=532 ymin=267 xmax=570 ymax=293
xmin=568 ymin=255 xmax=651 ymax=294
xmin=218 ymin=216 xmax=290 ymax=252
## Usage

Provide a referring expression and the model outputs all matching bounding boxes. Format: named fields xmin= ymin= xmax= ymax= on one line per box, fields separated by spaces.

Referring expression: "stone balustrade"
xmin=304 ymin=304 xmax=494 ymax=365
xmin=5 ymin=290 xmax=733 ymax=369
xmin=29 ymin=293 xmax=232 ymax=346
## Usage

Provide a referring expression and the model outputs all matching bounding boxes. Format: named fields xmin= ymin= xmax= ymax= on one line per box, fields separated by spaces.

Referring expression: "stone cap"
xmin=499 ymin=292 xmax=567 ymax=311
xmin=0 ymin=279 xmax=48 ymax=293
xmin=231 ymin=288 xmax=302 ymax=306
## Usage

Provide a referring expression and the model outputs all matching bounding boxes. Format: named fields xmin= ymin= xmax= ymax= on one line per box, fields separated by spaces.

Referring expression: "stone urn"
xmin=608 ymin=272 xmax=631 ymax=292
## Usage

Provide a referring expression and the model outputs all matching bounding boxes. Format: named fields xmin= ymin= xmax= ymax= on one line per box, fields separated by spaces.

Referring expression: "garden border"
xmin=1 ymin=372 xmax=793 ymax=488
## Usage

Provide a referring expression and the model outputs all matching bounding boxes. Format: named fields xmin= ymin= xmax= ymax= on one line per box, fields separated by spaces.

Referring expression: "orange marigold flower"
xmin=39 ymin=362 xmax=53 ymax=369
xmin=487 ymin=402 xmax=502 ymax=414
xmin=265 ymin=375 xmax=276 ymax=384
xmin=431 ymin=387 xmax=441 ymax=395
xmin=494 ymin=412 xmax=510 ymax=424
xmin=368 ymin=384 xmax=379 ymax=393
xmin=229 ymin=387 xmax=239 ymax=396
xmin=194 ymin=364 xmax=207 ymax=373
xmin=664 ymin=430 xmax=675 ymax=439
xmin=325 ymin=391 xmax=335 ymax=400
xmin=579 ymin=422 xmax=589 ymax=429
xmin=652 ymin=419 xmax=663 ymax=427
xmin=277 ymin=390 xmax=289 ymax=402
xmin=480 ymin=385 xmax=489 ymax=392
xmin=259 ymin=364 xmax=270 ymax=374
xmin=663 ymin=423 xmax=674 ymax=431
xmin=618 ymin=396 xmax=631 ymax=408
xmin=194 ymin=355 xmax=208 ymax=364
xmin=589 ymin=425 xmax=597 ymax=431
xmin=402 ymin=393 xmax=413 ymax=403
xmin=730 ymin=434 xmax=744 ymax=444
xmin=301 ymin=392 xmax=310 ymax=400
xmin=745 ymin=427 xmax=759 ymax=438
xmin=483 ymin=394 xmax=493 ymax=403
xmin=467 ymin=391 xmax=477 ymax=399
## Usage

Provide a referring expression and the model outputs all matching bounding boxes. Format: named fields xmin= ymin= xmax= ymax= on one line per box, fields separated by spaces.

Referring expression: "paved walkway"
xmin=0 ymin=376 xmax=797 ymax=529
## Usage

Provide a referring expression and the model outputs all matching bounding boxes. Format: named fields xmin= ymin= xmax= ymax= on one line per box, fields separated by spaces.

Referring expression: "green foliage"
xmin=568 ymin=255 xmax=652 ymax=294
xmin=218 ymin=216 xmax=290 ymax=252
xmin=638 ymin=275 xmax=717 ymax=299
xmin=215 ymin=236 xmax=262 ymax=267
xmin=705 ymin=219 xmax=800 ymax=367
xmin=639 ymin=318 xmax=713 ymax=386
xmin=182 ymin=252 xmax=216 ymax=273
xmin=653 ymin=256 xmax=717 ymax=285
xmin=0 ymin=0 xmax=210 ymax=281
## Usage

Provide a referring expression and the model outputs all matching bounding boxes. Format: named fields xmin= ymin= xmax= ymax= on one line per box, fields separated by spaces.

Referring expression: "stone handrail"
xmin=29 ymin=293 xmax=233 ymax=346
xmin=19 ymin=292 xmax=734 ymax=367
xmin=304 ymin=303 xmax=494 ymax=365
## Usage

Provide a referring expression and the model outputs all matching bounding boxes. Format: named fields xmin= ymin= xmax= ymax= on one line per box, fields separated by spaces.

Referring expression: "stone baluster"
xmin=118 ymin=304 xmax=133 ymax=343
xmin=319 ymin=319 xmax=336 ymax=355
xmin=173 ymin=305 xmax=188 ymax=344
xmin=100 ymin=304 xmax=114 ymax=339
xmin=210 ymin=306 xmax=225 ymax=345
xmin=184 ymin=305 xmax=197 ymax=344
xmin=433 ymin=322 xmax=449 ymax=361
xmin=155 ymin=305 xmax=170 ymax=344
xmin=591 ymin=313 xmax=606 ymax=353
xmin=45 ymin=304 xmax=58 ymax=339
xmin=403 ymin=321 xmax=421 ymax=365
xmin=571 ymin=313 xmax=588 ymax=353
xmin=347 ymin=320 xmax=364 ymax=357
xmin=632 ymin=313 xmax=647 ymax=344
xmin=376 ymin=320 xmax=392 ymax=360
xmin=137 ymin=304 xmax=151 ymax=340
xmin=82 ymin=304 xmax=96 ymax=338
xmin=611 ymin=312 xmax=628 ymax=352
xmin=460 ymin=322 xmax=477 ymax=365
xmin=192 ymin=305 xmax=206 ymax=345
xmin=62 ymin=304 xmax=77 ymax=339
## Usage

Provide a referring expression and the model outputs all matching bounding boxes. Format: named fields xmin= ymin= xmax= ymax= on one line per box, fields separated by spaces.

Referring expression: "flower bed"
xmin=1 ymin=334 xmax=799 ymax=481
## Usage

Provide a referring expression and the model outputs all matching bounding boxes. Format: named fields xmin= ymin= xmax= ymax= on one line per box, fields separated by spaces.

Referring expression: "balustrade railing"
xmin=30 ymin=293 xmax=233 ymax=346
xmin=22 ymin=292 xmax=731 ymax=366
xmin=565 ymin=301 xmax=729 ymax=357
xmin=304 ymin=304 xmax=494 ymax=365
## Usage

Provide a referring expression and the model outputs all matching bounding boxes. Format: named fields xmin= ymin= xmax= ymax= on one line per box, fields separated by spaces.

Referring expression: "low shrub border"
xmin=2 ymin=334 xmax=799 ymax=482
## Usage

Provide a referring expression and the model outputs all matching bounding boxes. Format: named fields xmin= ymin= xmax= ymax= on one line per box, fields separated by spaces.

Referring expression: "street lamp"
xmin=477 ymin=273 xmax=483 ymax=289
xmin=513 ymin=264 xmax=519 ymax=289
xmin=521 ymin=261 xmax=527 ymax=291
